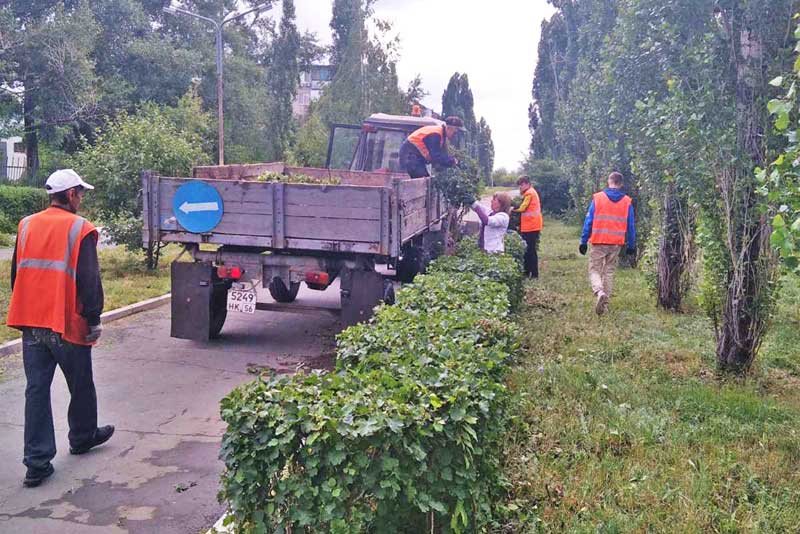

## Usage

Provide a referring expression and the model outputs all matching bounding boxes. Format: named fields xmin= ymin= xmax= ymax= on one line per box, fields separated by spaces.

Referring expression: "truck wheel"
xmin=269 ymin=277 xmax=301 ymax=303
xmin=210 ymin=285 xmax=228 ymax=339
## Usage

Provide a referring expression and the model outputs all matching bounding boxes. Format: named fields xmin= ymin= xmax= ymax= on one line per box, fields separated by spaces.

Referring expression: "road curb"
xmin=0 ymin=293 xmax=171 ymax=357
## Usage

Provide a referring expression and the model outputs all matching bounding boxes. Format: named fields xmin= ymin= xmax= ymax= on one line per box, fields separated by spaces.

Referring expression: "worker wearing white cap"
xmin=6 ymin=169 xmax=114 ymax=488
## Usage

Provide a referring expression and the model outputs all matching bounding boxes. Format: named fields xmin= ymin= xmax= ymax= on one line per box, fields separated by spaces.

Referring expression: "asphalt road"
xmin=0 ymin=282 xmax=341 ymax=533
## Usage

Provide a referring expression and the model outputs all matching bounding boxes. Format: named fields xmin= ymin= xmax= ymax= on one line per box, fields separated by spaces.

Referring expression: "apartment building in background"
xmin=292 ymin=64 xmax=334 ymax=120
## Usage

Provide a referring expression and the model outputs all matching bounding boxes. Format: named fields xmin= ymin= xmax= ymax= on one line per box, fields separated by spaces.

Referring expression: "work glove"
xmin=579 ymin=244 xmax=588 ymax=256
xmin=85 ymin=324 xmax=103 ymax=343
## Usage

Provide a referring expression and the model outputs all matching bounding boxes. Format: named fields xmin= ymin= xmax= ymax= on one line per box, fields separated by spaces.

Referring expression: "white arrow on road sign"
xmin=179 ymin=201 xmax=220 ymax=214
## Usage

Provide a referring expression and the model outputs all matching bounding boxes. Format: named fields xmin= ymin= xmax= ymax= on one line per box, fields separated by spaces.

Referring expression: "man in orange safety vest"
xmin=515 ymin=176 xmax=543 ymax=278
xmin=578 ymin=171 xmax=637 ymax=315
xmin=7 ymin=169 xmax=114 ymax=487
xmin=399 ymin=116 xmax=464 ymax=178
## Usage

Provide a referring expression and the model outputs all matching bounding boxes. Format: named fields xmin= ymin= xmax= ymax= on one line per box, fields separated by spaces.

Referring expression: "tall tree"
xmin=265 ymin=0 xmax=300 ymax=160
xmin=291 ymin=0 xmax=404 ymax=164
xmin=528 ymin=0 xmax=795 ymax=373
xmin=5 ymin=2 xmax=101 ymax=177
xmin=475 ymin=117 xmax=494 ymax=182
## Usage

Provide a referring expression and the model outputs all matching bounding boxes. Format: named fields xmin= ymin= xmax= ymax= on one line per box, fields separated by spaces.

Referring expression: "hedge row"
xmin=218 ymin=246 xmax=524 ymax=533
xmin=0 ymin=185 xmax=49 ymax=234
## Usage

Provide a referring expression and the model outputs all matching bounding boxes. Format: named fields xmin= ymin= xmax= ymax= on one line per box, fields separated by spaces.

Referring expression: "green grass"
xmin=0 ymin=246 xmax=177 ymax=344
xmin=503 ymin=221 xmax=800 ymax=533
xmin=0 ymin=234 xmax=14 ymax=248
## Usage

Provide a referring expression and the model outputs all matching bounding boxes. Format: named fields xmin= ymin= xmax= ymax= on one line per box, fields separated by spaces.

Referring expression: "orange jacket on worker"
xmin=407 ymin=125 xmax=446 ymax=162
xmin=7 ymin=207 xmax=98 ymax=346
xmin=520 ymin=188 xmax=543 ymax=232
xmin=589 ymin=191 xmax=632 ymax=245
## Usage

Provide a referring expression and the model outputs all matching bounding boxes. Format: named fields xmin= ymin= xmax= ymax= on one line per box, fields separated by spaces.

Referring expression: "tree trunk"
xmin=715 ymin=22 xmax=777 ymax=373
xmin=656 ymin=184 xmax=694 ymax=311
xmin=23 ymin=82 xmax=40 ymax=179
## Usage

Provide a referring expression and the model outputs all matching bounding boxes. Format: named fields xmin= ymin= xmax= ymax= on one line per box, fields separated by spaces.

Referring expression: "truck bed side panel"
xmin=398 ymin=178 xmax=444 ymax=242
xmin=146 ymin=176 xmax=390 ymax=254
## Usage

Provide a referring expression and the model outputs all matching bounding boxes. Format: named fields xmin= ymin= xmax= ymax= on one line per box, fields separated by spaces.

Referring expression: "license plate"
xmin=227 ymin=288 xmax=256 ymax=314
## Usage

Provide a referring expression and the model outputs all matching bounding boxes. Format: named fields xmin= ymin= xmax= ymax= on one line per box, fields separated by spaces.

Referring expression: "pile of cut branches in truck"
xmin=254 ymin=171 xmax=342 ymax=185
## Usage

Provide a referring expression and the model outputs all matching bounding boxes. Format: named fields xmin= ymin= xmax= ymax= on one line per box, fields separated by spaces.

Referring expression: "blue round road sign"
xmin=172 ymin=181 xmax=224 ymax=233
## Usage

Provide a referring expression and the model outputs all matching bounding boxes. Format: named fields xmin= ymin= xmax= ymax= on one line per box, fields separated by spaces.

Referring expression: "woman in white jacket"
xmin=471 ymin=193 xmax=511 ymax=253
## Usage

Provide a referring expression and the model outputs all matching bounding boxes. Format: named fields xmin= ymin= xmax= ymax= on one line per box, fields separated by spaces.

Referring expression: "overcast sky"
xmin=292 ymin=0 xmax=556 ymax=171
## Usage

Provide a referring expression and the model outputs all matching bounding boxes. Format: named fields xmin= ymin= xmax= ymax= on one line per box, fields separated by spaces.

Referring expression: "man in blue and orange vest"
xmin=7 ymin=169 xmax=114 ymax=488
xmin=579 ymin=171 xmax=637 ymax=315
xmin=515 ymin=176 xmax=543 ymax=278
xmin=399 ymin=116 xmax=464 ymax=179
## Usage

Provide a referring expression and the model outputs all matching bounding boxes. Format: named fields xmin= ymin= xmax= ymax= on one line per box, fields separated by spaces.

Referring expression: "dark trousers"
xmin=521 ymin=231 xmax=540 ymax=278
xmin=22 ymin=328 xmax=97 ymax=470
xmin=399 ymin=142 xmax=430 ymax=178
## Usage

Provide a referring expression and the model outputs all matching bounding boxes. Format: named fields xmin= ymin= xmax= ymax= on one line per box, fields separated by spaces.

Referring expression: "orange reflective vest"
xmin=520 ymin=188 xmax=543 ymax=232
xmin=7 ymin=207 xmax=98 ymax=346
xmin=589 ymin=191 xmax=631 ymax=245
xmin=407 ymin=125 xmax=446 ymax=162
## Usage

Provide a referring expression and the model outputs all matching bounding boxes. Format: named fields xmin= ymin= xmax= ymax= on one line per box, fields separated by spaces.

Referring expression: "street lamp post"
xmin=163 ymin=3 xmax=270 ymax=166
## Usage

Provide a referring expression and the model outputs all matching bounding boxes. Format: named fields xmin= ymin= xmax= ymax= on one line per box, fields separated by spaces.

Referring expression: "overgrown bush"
xmin=218 ymin=249 xmax=523 ymax=533
xmin=429 ymin=246 xmax=523 ymax=312
xmin=0 ymin=185 xmax=49 ymax=233
xmin=455 ymin=232 xmax=525 ymax=273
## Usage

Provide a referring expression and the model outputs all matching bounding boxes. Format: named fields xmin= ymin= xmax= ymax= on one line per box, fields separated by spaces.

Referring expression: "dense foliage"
xmin=218 ymin=246 xmax=523 ymax=533
xmin=70 ymin=94 xmax=210 ymax=267
xmin=763 ymin=18 xmax=800 ymax=273
xmin=528 ymin=0 xmax=798 ymax=372
xmin=1 ymin=0 xmax=313 ymax=177
xmin=0 ymin=185 xmax=48 ymax=234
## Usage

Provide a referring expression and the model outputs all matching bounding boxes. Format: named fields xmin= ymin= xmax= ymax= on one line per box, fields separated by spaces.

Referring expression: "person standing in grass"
xmin=514 ymin=176 xmax=543 ymax=278
xmin=578 ymin=171 xmax=636 ymax=315
xmin=471 ymin=193 xmax=511 ymax=253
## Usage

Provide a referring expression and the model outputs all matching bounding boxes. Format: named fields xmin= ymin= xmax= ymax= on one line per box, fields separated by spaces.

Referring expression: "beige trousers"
xmin=589 ymin=244 xmax=622 ymax=297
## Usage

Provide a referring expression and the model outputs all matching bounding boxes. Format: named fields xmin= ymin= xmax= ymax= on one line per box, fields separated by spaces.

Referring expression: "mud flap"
xmin=171 ymin=261 xmax=213 ymax=341
xmin=340 ymin=269 xmax=385 ymax=327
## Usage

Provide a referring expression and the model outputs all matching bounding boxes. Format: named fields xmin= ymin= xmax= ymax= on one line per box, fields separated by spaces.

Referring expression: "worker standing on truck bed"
xmin=7 ymin=169 xmax=115 ymax=488
xmin=399 ymin=116 xmax=465 ymax=178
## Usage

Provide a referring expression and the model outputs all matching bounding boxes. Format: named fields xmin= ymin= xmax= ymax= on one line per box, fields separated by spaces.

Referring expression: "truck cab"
xmin=326 ymin=113 xmax=445 ymax=173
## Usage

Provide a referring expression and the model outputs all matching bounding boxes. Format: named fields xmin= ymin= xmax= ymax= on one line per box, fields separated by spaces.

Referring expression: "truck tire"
xmin=269 ymin=277 xmax=301 ymax=303
xmin=210 ymin=285 xmax=228 ymax=339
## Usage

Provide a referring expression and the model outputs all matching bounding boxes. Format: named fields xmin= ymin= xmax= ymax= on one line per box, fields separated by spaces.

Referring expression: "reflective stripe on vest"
xmin=7 ymin=208 xmax=98 ymax=346
xmin=407 ymin=125 xmax=445 ymax=162
xmin=17 ymin=216 xmax=84 ymax=278
xmin=589 ymin=192 xmax=631 ymax=245
xmin=520 ymin=188 xmax=543 ymax=232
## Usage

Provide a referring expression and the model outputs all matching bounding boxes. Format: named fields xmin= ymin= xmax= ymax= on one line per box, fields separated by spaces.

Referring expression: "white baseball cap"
xmin=45 ymin=169 xmax=95 ymax=194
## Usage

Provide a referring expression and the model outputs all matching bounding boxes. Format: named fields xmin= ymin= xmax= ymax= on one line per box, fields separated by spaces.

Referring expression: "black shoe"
xmin=23 ymin=463 xmax=54 ymax=488
xmin=70 ymin=425 xmax=115 ymax=455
